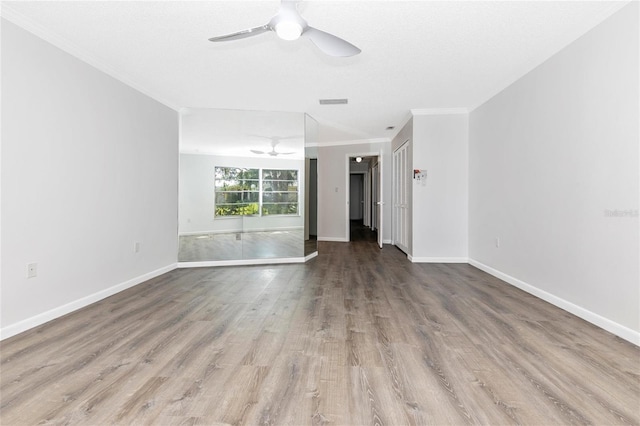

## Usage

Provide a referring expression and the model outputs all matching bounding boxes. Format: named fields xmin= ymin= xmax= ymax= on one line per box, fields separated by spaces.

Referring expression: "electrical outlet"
xmin=495 ymin=237 xmax=500 ymax=248
xmin=27 ymin=263 xmax=37 ymax=278
xmin=134 ymin=242 xmax=141 ymax=253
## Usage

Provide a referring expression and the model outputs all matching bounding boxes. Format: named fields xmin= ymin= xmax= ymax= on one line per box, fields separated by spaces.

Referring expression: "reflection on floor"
xmin=179 ymin=230 xmax=304 ymax=262
xmin=350 ymin=219 xmax=377 ymax=243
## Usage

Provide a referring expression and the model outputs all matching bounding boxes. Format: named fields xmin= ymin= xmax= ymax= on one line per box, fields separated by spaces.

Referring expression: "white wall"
xmin=411 ymin=113 xmax=469 ymax=262
xmin=1 ymin=19 xmax=179 ymax=338
xmin=179 ymin=153 xmax=304 ymax=234
xmin=469 ymin=2 xmax=639 ymax=343
xmin=317 ymin=141 xmax=392 ymax=242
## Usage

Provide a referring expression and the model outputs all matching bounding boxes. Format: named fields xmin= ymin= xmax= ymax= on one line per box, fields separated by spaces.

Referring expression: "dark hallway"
xmin=350 ymin=219 xmax=377 ymax=243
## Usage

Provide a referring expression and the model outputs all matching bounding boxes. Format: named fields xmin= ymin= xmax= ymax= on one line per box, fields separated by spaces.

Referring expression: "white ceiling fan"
xmin=249 ymin=135 xmax=299 ymax=156
xmin=208 ymin=0 xmax=361 ymax=57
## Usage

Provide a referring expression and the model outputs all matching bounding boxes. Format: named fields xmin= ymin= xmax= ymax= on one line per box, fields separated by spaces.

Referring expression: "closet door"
xmin=393 ymin=142 xmax=410 ymax=254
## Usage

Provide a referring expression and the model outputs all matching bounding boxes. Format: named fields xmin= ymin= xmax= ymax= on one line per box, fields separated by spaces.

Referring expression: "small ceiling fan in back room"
xmin=249 ymin=134 xmax=300 ymax=157
xmin=208 ymin=0 xmax=361 ymax=57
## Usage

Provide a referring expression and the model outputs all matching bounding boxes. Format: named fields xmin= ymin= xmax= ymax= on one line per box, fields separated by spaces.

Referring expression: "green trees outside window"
xmin=262 ymin=169 xmax=298 ymax=215
xmin=214 ymin=167 xmax=259 ymax=216
xmin=214 ymin=167 xmax=298 ymax=217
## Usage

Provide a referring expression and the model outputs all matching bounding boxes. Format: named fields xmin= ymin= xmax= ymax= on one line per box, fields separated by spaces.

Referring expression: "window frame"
xmin=261 ymin=168 xmax=299 ymax=216
xmin=214 ymin=167 xmax=260 ymax=217
xmin=214 ymin=166 xmax=299 ymax=218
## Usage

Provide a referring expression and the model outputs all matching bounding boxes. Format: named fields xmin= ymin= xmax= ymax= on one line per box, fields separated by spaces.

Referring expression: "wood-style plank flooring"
xmin=350 ymin=220 xmax=377 ymax=243
xmin=1 ymin=241 xmax=639 ymax=425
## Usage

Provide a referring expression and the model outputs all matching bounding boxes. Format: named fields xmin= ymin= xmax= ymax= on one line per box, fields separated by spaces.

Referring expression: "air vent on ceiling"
xmin=319 ymin=98 xmax=348 ymax=105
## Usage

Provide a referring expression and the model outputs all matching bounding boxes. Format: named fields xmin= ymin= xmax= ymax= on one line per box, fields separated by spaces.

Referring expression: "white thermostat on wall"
xmin=414 ymin=169 xmax=427 ymax=184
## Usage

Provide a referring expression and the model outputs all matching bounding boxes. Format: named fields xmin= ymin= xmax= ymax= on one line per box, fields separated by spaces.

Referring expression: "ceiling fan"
xmin=250 ymin=135 xmax=298 ymax=156
xmin=208 ymin=0 xmax=361 ymax=57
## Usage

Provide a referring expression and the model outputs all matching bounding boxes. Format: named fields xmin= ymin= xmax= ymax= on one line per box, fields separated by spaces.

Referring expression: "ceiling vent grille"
xmin=319 ymin=98 xmax=348 ymax=105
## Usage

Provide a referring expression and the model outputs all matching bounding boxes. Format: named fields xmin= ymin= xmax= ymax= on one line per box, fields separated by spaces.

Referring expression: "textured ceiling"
xmin=1 ymin=1 xmax=630 ymax=143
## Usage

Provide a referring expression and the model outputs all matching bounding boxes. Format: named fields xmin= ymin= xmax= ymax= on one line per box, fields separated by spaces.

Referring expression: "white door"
xmin=393 ymin=142 xmax=410 ymax=253
xmin=372 ymin=162 xmax=383 ymax=249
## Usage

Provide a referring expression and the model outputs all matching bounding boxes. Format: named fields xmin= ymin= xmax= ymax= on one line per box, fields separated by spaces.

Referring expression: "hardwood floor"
xmin=1 ymin=241 xmax=639 ymax=425
xmin=350 ymin=220 xmax=377 ymax=243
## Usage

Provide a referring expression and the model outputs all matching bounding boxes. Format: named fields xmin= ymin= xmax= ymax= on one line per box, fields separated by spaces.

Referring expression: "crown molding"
xmin=1 ymin=5 xmax=180 ymax=111
xmin=310 ymin=137 xmax=391 ymax=148
xmin=392 ymin=111 xmax=414 ymax=135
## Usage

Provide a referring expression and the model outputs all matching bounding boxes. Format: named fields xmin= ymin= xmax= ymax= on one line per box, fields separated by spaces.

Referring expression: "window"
xmin=214 ymin=167 xmax=298 ymax=217
xmin=262 ymin=169 xmax=298 ymax=215
xmin=214 ymin=167 xmax=259 ymax=216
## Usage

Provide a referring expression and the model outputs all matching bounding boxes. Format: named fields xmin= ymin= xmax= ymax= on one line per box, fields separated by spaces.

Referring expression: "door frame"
xmin=344 ymin=151 xmax=383 ymax=247
xmin=371 ymin=163 xmax=379 ymax=230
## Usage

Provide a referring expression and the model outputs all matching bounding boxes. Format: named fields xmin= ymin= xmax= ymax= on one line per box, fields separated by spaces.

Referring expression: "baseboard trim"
xmin=179 ymin=227 xmax=303 ymax=237
xmin=317 ymin=237 xmax=349 ymax=242
xmin=177 ymin=257 xmax=307 ymax=268
xmin=468 ymin=259 xmax=640 ymax=346
xmin=0 ymin=263 xmax=178 ymax=341
xmin=409 ymin=256 xmax=469 ymax=263
xmin=305 ymin=251 xmax=319 ymax=262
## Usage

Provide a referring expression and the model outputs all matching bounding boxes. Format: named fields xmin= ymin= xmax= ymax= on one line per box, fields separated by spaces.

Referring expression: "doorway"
xmin=346 ymin=153 xmax=383 ymax=247
xmin=349 ymin=173 xmax=377 ymax=242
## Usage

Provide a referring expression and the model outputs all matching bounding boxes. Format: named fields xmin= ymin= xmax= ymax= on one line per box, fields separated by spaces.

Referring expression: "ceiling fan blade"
xmin=209 ymin=25 xmax=270 ymax=42
xmin=303 ymin=27 xmax=360 ymax=57
xmin=250 ymin=150 xmax=266 ymax=154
